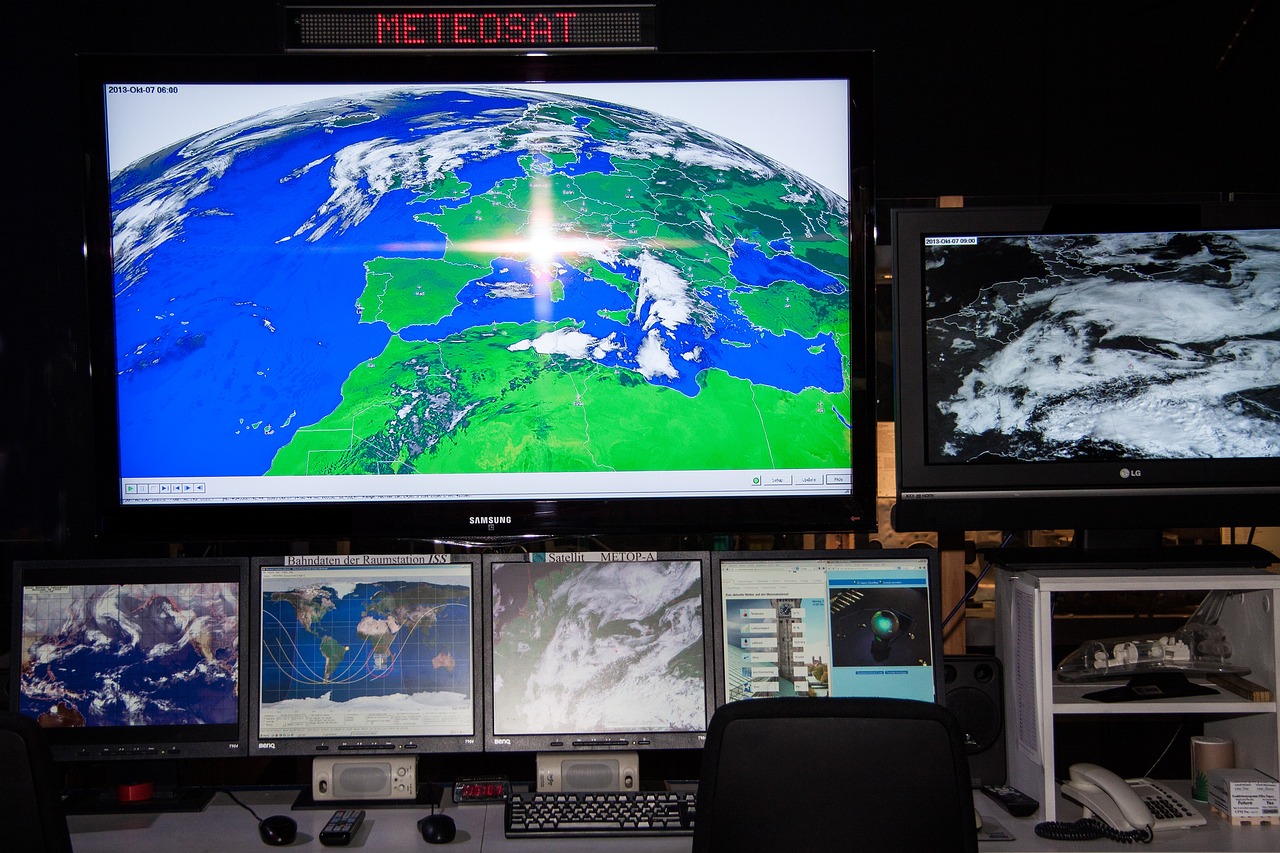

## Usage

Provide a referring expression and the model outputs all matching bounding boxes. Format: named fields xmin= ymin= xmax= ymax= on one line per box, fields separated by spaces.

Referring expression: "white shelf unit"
xmin=994 ymin=566 xmax=1280 ymax=821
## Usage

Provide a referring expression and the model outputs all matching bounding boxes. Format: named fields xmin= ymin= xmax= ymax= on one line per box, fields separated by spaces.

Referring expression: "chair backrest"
xmin=0 ymin=711 xmax=74 ymax=853
xmin=693 ymin=697 xmax=979 ymax=853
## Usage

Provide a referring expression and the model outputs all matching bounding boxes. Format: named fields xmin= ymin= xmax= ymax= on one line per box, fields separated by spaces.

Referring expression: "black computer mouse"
xmin=258 ymin=814 xmax=298 ymax=846
xmin=418 ymin=813 xmax=457 ymax=844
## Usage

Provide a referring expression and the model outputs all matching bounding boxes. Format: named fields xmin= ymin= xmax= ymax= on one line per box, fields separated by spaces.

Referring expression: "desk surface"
xmin=66 ymin=784 xmax=1280 ymax=853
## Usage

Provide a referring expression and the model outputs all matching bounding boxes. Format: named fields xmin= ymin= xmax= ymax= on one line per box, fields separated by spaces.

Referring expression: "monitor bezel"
xmin=79 ymin=48 xmax=877 ymax=544
xmin=708 ymin=548 xmax=947 ymax=708
xmin=891 ymin=202 xmax=1280 ymax=533
xmin=482 ymin=549 xmax=717 ymax=752
xmin=9 ymin=557 xmax=250 ymax=762
xmin=248 ymin=553 xmax=484 ymax=756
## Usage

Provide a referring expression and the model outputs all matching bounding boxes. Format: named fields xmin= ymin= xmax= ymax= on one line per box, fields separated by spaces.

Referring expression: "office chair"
xmin=0 ymin=711 xmax=74 ymax=853
xmin=693 ymin=697 xmax=979 ymax=853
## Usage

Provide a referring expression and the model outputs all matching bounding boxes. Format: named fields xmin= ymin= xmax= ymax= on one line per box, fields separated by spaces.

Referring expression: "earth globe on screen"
xmin=110 ymin=86 xmax=853 ymax=483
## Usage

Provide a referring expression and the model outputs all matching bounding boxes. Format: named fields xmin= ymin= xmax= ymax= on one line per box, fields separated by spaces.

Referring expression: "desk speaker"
xmin=536 ymin=751 xmax=638 ymax=792
xmin=312 ymin=756 xmax=417 ymax=800
xmin=944 ymin=654 xmax=1006 ymax=787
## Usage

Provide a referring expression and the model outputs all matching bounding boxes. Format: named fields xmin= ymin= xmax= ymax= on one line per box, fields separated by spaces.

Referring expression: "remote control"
xmin=319 ymin=808 xmax=365 ymax=846
xmin=981 ymin=784 xmax=1039 ymax=817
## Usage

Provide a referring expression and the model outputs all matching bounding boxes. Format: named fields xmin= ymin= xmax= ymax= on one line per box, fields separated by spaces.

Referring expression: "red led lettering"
xmin=528 ymin=13 xmax=553 ymax=42
xmin=376 ymin=12 xmax=397 ymax=44
xmin=427 ymin=13 xmax=450 ymax=41
xmin=555 ymin=11 xmax=577 ymax=40
xmin=477 ymin=13 xmax=500 ymax=44
xmin=453 ymin=12 xmax=477 ymax=43
xmin=506 ymin=13 xmax=528 ymax=43
xmin=374 ymin=9 xmax=577 ymax=47
xmin=402 ymin=13 xmax=425 ymax=44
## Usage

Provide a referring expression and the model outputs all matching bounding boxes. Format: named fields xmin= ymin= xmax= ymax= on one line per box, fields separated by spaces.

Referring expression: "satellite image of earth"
xmin=259 ymin=579 xmax=472 ymax=714
xmin=109 ymin=84 xmax=853 ymax=480
xmin=924 ymin=229 xmax=1280 ymax=462
xmin=19 ymin=583 xmax=240 ymax=727
xmin=490 ymin=559 xmax=706 ymax=734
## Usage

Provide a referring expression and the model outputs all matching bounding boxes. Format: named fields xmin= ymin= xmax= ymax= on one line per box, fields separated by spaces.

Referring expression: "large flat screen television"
xmin=249 ymin=554 xmax=482 ymax=756
xmin=709 ymin=549 xmax=944 ymax=705
xmin=79 ymin=49 xmax=875 ymax=542
xmin=483 ymin=551 xmax=715 ymax=752
xmin=892 ymin=203 xmax=1280 ymax=563
xmin=9 ymin=557 xmax=249 ymax=762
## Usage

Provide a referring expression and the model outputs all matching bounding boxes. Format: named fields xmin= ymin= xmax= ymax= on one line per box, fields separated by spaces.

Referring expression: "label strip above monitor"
xmin=283 ymin=5 xmax=659 ymax=52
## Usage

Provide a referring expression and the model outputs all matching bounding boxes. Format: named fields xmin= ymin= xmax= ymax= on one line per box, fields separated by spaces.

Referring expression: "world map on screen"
xmin=110 ymin=86 xmax=853 ymax=480
xmin=259 ymin=580 xmax=472 ymax=709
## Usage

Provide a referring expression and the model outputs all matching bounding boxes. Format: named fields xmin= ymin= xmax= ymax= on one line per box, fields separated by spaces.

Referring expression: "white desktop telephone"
xmin=1058 ymin=763 xmax=1205 ymax=835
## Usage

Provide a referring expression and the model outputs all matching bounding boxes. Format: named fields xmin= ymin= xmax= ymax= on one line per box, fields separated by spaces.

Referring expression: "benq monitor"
xmin=249 ymin=554 xmax=482 ymax=755
xmin=79 ymin=49 xmax=876 ymax=542
xmin=484 ymin=551 xmax=715 ymax=752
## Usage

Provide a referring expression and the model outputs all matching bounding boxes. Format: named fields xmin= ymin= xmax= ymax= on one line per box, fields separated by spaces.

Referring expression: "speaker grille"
xmin=336 ymin=763 xmax=391 ymax=796
xmin=944 ymin=654 xmax=1006 ymax=787
xmin=563 ymin=759 xmax=618 ymax=791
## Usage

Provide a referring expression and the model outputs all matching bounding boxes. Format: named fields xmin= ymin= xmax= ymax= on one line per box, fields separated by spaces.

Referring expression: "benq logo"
xmin=258 ymin=742 xmax=277 ymax=750
xmin=470 ymin=516 xmax=512 ymax=526
xmin=493 ymin=738 xmax=513 ymax=746
xmin=1119 ymin=468 xmax=1142 ymax=479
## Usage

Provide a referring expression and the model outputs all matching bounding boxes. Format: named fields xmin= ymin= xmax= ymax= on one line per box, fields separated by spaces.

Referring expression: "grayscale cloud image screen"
xmin=921 ymin=227 xmax=1280 ymax=465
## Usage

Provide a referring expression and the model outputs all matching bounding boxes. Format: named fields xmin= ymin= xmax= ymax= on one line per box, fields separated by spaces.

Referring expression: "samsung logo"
xmin=470 ymin=516 xmax=512 ymax=525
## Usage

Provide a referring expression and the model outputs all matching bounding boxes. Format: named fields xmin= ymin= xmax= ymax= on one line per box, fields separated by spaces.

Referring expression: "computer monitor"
xmin=484 ymin=551 xmax=715 ymax=752
xmin=709 ymin=549 xmax=945 ymax=705
xmin=9 ymin=557 xmax=249 ymax=762
xmin=249 ymin=554 xmax=482 ymax=755
xmin=891 ymin=202 xmax=1280 ymax=563
xmin=79 ymin=48 xmax=876 ymax=542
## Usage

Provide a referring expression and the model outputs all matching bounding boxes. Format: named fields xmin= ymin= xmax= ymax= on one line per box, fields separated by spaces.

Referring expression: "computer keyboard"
xmin=504 ymin=790 xmax=697 ymax=837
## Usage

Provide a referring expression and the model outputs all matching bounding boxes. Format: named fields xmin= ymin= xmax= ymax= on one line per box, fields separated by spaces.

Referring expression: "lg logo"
xmin=1119 ymin=468 xmax=1143 ymax=479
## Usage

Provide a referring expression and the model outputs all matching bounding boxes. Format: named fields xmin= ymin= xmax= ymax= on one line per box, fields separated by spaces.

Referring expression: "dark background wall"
xmin=2 ymin=0 xmax=1278 ymax=554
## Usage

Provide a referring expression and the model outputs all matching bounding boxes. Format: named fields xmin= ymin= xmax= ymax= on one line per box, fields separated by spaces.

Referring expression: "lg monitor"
xmin=709 ymin=549 xmax=945 ymax=705
xmin=892 ymin=203 xmax=1280 ymax=564
xmin=249 ymin=554 xmax=482 ymax=756
xmin=484 ymin=551 xmax=715 ymax=753
xmin=79 ymin=49 xmax=875 ymax=542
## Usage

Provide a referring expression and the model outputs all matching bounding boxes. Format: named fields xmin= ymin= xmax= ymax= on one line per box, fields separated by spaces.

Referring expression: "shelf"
xmin=995 ymin=565 xmax=1280 ymax=821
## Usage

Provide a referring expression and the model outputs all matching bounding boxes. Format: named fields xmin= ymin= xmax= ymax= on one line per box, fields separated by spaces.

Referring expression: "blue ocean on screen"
xmin=111 ymin=87 xmax=851 ymax=478
xmin=259 ymin=583 xmax=473 ymax=704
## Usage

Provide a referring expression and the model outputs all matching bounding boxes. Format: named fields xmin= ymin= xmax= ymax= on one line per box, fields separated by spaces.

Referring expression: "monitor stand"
xmin=61 ymin=762 xmax=215 ymax=815
xmin=982 ymin=528 xmax=1277 ymax=570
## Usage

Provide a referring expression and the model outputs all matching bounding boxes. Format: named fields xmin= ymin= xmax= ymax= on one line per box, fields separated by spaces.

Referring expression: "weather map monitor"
xmin=710 ymin=549 xmax=944 ymax=705
xmin=79 ymin=49 xmax=876 ymax=542
xmin=9 ymin=557 xmax=249 ymax=762
xmin=249 ymin=554 xmax=482 ymax=755
xmin=891 ymin=203 xmax=1280 ymax=548
xmin=484 ymin=551 xmax=715 ymax=751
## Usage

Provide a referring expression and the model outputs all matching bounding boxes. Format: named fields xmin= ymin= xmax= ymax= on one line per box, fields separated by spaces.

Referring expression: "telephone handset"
xmin=1059 ymin=763 xmax=1205 ymax=833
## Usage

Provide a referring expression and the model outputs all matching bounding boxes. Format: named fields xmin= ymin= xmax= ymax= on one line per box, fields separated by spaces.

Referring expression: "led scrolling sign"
xmin=284 ymin=5 xmax=658 ymax=51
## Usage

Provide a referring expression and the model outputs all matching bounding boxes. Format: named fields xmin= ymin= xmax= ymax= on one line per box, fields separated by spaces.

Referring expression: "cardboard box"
xmin=1208 ymin=769 xmax=1280 ymax=825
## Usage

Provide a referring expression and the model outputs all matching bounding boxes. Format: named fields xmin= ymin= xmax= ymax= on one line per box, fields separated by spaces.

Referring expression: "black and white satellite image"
xmin=923 ymin=228 xmax=1280 ymax=464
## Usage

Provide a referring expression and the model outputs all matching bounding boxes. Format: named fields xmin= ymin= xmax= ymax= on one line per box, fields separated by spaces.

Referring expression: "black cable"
xmin=1034 ymin=817 xmax=1153 ymax=844
xmin=941 ymin=532 xmax=1014 ymax=629
xmin=222 ymin=789 xmax=266 ymax=823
